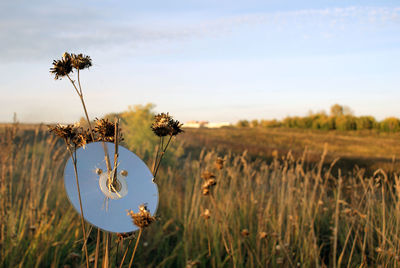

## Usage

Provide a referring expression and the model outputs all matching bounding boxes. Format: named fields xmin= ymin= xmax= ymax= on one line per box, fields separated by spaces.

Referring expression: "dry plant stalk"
xmin=50 ymin=52 xmax=96 ymax=268
xmin=49 ymin=52 xmax=182 ymax=268
xmin=151 ymin=113 xmax=183 ymax=180
xmin=125 ymin=204 xmax=156 ymax=267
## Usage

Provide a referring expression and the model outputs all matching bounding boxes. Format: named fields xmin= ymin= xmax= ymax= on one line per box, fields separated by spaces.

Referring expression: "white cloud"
xmin=0 ymin=4 xmax=399 ymax=62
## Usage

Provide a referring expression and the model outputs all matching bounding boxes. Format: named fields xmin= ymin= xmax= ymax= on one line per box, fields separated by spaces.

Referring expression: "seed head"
xmin=72 ymin=128 xmax=94 ymax=148
xmin=241 ymin=229 xmax=250 ymax=237
xmin=215 ymin=157 xmax=224 ymax=170
xmin=50 ymin=52 xmax=73 ymax=80
xmin=201 ymin=208 xmax=211 ymax=220
xmin=127 ymin=204 xmax=156 ymax=228
xmin=48 ymin=124 xmax=78 ymax=142
xmin=71 ymin=53 xmax=92 ymax=70
xmin=151 ymin=113 xmax=171 ymax=137
xmin=258 ymin=231 xmax=267 ymax=239
xmin=94 ymin=118 xmax=122 ymax=142
xmin=201 ymin=171 xmax=217 ymax=196
xmin=201 ymin=171 xmax=216 ymax=181
xmin=169 ymin=119 xmax=184 ymax=136
xmin=151 ymin=113 xmax=183 ymax=137
xmin=202 ymin=187 xmax=210 ymax=196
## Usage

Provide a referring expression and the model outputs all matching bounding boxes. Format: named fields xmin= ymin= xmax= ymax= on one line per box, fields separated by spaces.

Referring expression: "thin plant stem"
xmin=209 ymin=195 xmax=231 ymax=257
xmin=152 ymin=137 xmax=162 ymax=174
xmin=112 ymin=118 xmax=119 ymax=184
xmin=206 ymin=220 xmax=211 ymax=257
xmin=153 ymin=135 xmax=173 ymax=180
xmin=77 ymin=69 xmax=83 ymax=95
xmin=103 ymin=233 xmax=110 ymax=268
xmin=66 ymin=74 xmax=95 ymax=141
xmin=119 ymin=238 xmax=134 ymax=268
xmin=115 ymin=237 xmax=122 ymax=267
xmin=128 ymin=228 xmax=143 ymax=268
xmin=65 ymin=141 xmax=89 ymax=268
xmin=333 ymin=176 xmax=342 ymax=268
xmin=94 ymin=228 xmax=101 ymax=268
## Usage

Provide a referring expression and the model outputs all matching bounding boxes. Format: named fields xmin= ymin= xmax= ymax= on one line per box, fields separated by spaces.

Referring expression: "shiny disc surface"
xmin=64 ymin=142 xmax=158 ymax=233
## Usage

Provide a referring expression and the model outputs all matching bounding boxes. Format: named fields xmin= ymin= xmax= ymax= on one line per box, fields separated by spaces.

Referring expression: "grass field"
xmin=180 ymin=127 xmax=400 ymax=174
xmin=2 ymin=123 xmax=400 ymax=267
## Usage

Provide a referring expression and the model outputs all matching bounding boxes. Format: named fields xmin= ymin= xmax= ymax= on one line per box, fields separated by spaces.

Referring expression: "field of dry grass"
xmin=180 ymin=127 xmax=400 ymax=174
xmin=2 ymin=124 xmax=400 ymax=267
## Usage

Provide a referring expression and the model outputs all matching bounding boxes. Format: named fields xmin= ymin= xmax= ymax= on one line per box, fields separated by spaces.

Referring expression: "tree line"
xmin=237 ymin=104 xmax=400 ymax=132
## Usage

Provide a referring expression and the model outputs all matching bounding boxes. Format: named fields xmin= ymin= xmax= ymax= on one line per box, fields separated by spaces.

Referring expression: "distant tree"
xmin=356 ymin=116 xmax=376 ymax=130
xmin=250 ymin=119 xmax=259 ymax=128
xmin=311 ymin=114 xmax=335 ymax=130
xmin=330 ymin=104 xmax=344 ymax=117
xmin=282 ymin=117 xmax=294 ymax=128
xmin=380 ymin=117 xmax=400 ymax=132
xmin=236 ymin=120 xmax=250 ymax=127
xmin=260 ymin=119 xmax=281 ymax=128
xmin=335 ymin=115 xmax=357 ymax=131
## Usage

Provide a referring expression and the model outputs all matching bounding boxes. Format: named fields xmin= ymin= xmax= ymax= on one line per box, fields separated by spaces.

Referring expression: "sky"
xmin=0 ymin=0 xmax=399 ymax=123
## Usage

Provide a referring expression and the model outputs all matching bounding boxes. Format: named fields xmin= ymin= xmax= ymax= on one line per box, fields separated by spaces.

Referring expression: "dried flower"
xmin=94 ymin=118 xmax=122 ymax=142
xmin=202 ymin=187 xmax=210 ymax=196
xmin=215 ymin=157 xmax=224 ymax=170
xmin=151 ymin=113 xmax=183 ymax=137
xmin=169 ymin=118 xmax=184 ymax=136
xmin=201 ymin=209 xmax=211 ymax=220
xmin=151 ymin=113 xmax=172 ymax=137
xmin=49 ymin=124 xmax=95 ymax=148
xmin=201 ymin=171 xmax=216 ymax=181
xmin=72 ymin=128 xmax=94 ymax=148
xmin=48 ymin=124 xmax=78 ymax=142
xmin=202 ymin=178 xmax=216 ymax=188
xmin=241 ymin=229 xmax=250 ymax=237
xmin=127 ymin=204 xmax=156 ymax=228
xmin=201 ymin=171 xmax=217 ymax=196
xmin=258 ymin=231 xmax=267 ymax=239
xmin=71 ymin=53 xmax=92 ymax=70
xmin=50 ymin=52 xmax=73 ymax=80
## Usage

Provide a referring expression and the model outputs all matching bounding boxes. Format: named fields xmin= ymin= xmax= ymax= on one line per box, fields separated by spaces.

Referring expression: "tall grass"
xmin=1 ymin=125 xmax=400 ymax=267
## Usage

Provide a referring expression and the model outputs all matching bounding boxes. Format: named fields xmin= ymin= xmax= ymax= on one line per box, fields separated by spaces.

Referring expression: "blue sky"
xmin=0 ymin=0 xmax=399 ymax=123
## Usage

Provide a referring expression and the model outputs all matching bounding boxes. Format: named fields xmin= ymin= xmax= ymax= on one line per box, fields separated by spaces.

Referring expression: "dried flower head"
xmin=202 ymin=187 xmax=210 ymax=196
xmin=72 ymin=128 xmax=94 ymax=148
xmin=203 ymin=178 xmax=216 ymax=188
xmin=201 ymin=171 xmax=216 ymax=181
xmin=169 ymin=119 xmax=184 ymax=136
xmin=241 ymin=229 xmax=250 ymax=237
xmin=50 ymin=52 xmax=73 ymax=80
xmin=258 ymin=231 xmax=267 ymax=239
xmin=94 ymin=118 xmax=122 ymax=142
xmin=200 ymin=171 xmax=217 ymax=195
xmin=215 ymin=157 xmax=224 ymax=170
xmin=201 ymin=209 xmax=211 ymax=220
xmin=48 ymin=124 xmax=78 ymax=142
xmin=151 ymin=113 xmax=183 ymax=137
xmin=201 ymin=178 xmax=217 ymax=196
xmin=71 ymin=53 xmax=92 ymax=70
xmin=151 ymin=113 xmax=172 ymax=137
xmin=127 ymin=204 xmax=156 ymax=228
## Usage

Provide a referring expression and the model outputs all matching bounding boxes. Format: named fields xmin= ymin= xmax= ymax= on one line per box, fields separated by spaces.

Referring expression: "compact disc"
xmin=64 ymin=142 xmax=158 ymax=233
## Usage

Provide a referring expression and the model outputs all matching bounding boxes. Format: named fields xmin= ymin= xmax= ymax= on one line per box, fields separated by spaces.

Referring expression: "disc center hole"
xmin=107 ymin=179 xmax=122 ymax=193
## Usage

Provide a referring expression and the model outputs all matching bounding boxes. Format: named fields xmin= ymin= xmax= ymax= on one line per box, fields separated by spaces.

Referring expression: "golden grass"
xmin=2 ymin=124 xmax=400 ymax=266
xmin=180 ymin=127 xmax=400 ymax=173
